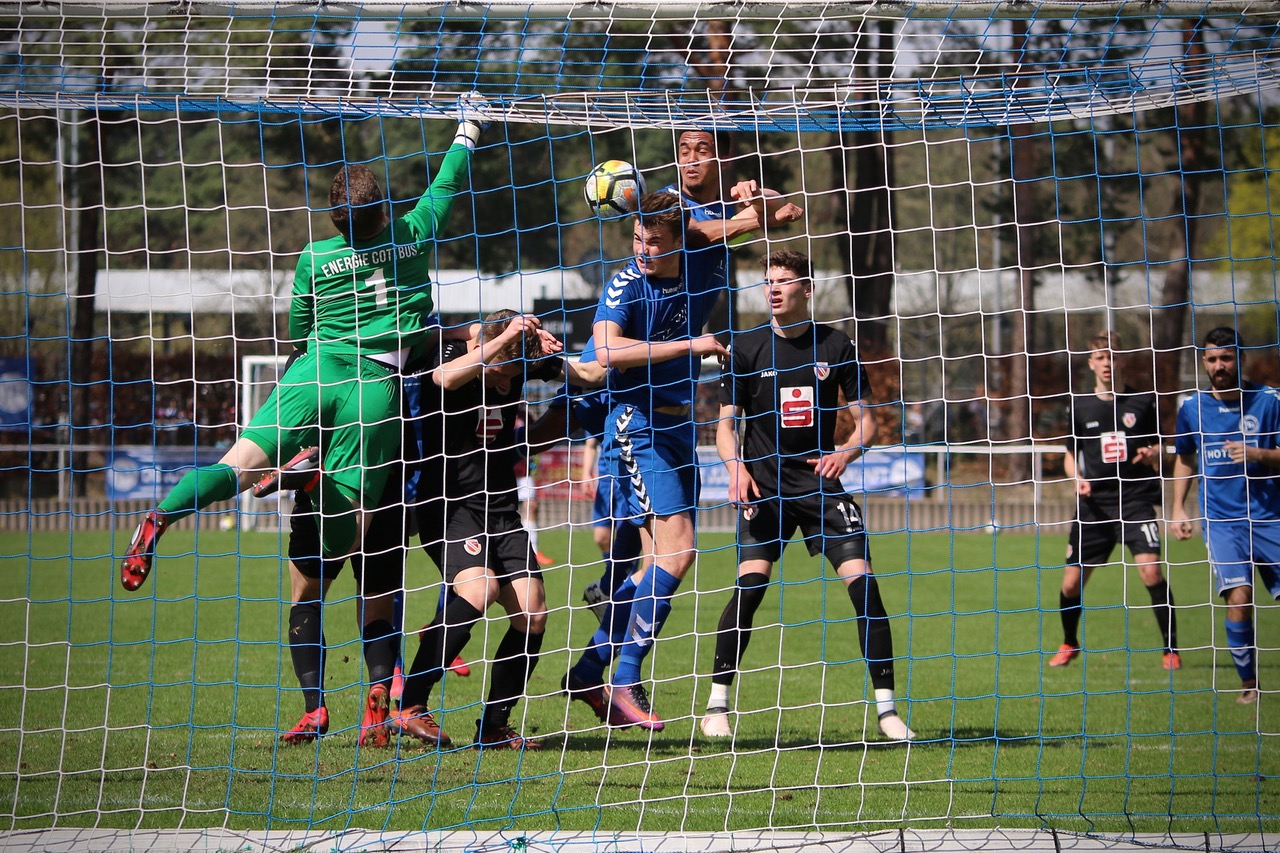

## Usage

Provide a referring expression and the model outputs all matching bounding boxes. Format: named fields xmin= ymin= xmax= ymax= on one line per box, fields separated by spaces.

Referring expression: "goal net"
xmin=2 ymin=1 xmax=1279 ymax=851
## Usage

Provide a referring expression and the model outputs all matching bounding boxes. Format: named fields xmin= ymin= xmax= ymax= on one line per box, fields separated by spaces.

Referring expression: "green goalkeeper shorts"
xmin=242 ymin=349 xmax=399 ymax=510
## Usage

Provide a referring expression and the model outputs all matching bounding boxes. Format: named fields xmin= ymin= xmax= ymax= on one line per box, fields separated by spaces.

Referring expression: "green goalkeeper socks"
xmin=157 ymin=463 xmax=240 ymax=521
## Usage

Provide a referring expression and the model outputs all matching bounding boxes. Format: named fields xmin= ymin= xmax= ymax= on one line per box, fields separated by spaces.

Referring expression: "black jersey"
xmin=720 ymin=322 xmax=869 ymax=490
xmin=1066 ymin=385 xmax=1160 ymax=504
xmin=415 ymin=339 xmax=559 ymax=509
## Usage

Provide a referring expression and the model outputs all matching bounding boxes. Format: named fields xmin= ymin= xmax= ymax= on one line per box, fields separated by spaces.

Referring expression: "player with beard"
xmin=1171 ymin=327 xmax=1280 ymax=705
xmin=697 ymin=250 xmax=914 ymax=742
xmin=1048 ymin=332 xmax=1178 ymax=670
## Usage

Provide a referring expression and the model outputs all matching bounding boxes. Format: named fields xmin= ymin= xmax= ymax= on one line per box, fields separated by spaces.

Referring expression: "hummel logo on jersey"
xmin=605 ymin=269 xmax=640 ymax=308
xmin=1085 ymin=421 xmax=1100 ymax=429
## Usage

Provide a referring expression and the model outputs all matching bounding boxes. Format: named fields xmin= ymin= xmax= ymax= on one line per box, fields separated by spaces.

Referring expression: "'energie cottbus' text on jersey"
xmin=722 ymin=322 xmax=870 ymax=490
xmin=289 ymin=143 xmax=473 ymax=359
xmin=1175 ymin=382 xmax=1280 ymax=523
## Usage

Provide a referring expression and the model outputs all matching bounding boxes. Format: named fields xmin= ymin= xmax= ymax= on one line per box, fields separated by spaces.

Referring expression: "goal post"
xmin=3 ymin=1 xmax=1279 ymax=851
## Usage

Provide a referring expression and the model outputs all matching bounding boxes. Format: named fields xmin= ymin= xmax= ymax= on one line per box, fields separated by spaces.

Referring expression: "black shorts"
xmin=1066 ymin=497 xmax=1161 ymax=568
xmin=422 ymin=499 xmax=540 ymax=585
xmin=738 ymin=479 xmax=870 ymax=569
xmin=288 ymin=490 xmax=406 ymax=597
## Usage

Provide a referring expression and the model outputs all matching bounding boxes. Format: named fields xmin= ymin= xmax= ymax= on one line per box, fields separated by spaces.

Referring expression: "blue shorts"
xmin=606 ymin=404 xmax=700 ymax=521
xmin=1202 ymin=519 xmax=1280 ymax=599
xmin=592 ymin=449 xmax=632 ymax=528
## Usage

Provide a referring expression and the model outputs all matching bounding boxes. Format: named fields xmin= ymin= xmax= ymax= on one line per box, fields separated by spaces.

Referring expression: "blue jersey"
xmin=659 ymin=183 xmax=732 ymax=225
xmin=1174 ymin=382 xmax=1280 ymax=523
xmin=595 ymin=185 xmax=731 ymax=410
xmin=594 ymin=249 xmax=726 ymax=410
xmin=549 ymin=336 xmax=611 ymax=439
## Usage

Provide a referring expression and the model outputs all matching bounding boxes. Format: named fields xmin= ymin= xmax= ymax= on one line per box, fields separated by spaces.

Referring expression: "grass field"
xmin=1 ymin=524 xmax=1277 ymax=837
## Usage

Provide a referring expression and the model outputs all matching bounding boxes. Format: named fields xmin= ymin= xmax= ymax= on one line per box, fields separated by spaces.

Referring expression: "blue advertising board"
xmin=697 ymin=446 xmax=927 ymax=503
xmin=0 ymin=357 xmax=32 ymax=430
xmin=106 ymin=447 xmax=226 ymax=501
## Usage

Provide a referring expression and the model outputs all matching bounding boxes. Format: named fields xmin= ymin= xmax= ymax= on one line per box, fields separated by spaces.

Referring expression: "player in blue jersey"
xmin=563 ymin=188 xmax=803 ymax=730
xmin=1171 ymin=327 xmax=1280 ymax=705
xmin=571 ymin=129 xmax=738 ymax=621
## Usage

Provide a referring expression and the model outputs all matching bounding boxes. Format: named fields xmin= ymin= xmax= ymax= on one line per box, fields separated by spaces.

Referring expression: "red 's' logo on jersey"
xmin=476 ymin=410 xmax=504 ymax=445
xmin=780 ymin=386 xmax=815 ymax=428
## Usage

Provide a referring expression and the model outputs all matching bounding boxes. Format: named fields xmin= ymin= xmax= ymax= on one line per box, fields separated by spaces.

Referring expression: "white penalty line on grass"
xmin=0 ymin=829 xmax=1275 ymax=853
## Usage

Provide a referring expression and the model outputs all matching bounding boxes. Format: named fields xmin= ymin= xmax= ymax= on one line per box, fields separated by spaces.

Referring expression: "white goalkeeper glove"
xmin=454 ymin=91 xmax=492 ymax=149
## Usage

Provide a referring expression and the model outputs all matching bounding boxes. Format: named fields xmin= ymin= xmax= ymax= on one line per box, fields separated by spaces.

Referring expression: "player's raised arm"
xmin=403 ymin=92 xmax=492 ymax=241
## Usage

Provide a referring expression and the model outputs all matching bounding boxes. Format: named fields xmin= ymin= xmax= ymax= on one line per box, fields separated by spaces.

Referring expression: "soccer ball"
xmin=219 ymin=514 xmax=236 ymax=531
xmin=584 ymin=159 xmax=646 ymax=218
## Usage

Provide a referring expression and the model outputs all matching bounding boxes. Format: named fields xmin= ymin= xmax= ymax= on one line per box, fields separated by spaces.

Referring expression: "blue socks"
xmin=613 ymin=565 xmax=681 ymax=687
xmin=1225 ymin=618 xmax=1256 ymax=684
xmin=599 ymin=523 xmax=642 ymax=593
xmin=571 ymin=575 xmax=638 ymax=685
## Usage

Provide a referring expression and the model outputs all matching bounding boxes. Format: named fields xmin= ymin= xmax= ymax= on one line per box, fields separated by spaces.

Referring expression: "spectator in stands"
xmin=1171 ymin=327 xmax=1280 ymax=705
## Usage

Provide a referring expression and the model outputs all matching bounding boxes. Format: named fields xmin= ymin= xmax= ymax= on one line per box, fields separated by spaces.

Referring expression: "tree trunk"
xmin=70 ymin=112 xmax=103 ymax=497
xmin=1003 ymin=21 xmax=1038 ymax=482
xmin=848 ymin=19 xmax=896 ymax=355
xmin=1152 ymin=24 xmax=1207 ymax=435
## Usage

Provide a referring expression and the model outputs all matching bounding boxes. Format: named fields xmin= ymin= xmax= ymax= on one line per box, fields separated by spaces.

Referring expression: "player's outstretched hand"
xmin=690 ymin=334 xmax=729 ymax=360
xmin=499 ymin=313 xmax=540 ymax=343
xmin=458 ymin=91 xmax=493 ymax=129
xmin=454 ymin=91 xmax=493 ymax=147
xmin=536 ymin=327 xmax=565 ymax=356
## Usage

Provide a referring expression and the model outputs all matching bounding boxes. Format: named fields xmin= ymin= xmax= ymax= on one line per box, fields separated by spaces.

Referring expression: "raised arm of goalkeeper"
xmin=399 ymin=92 xmax=494 ymax=243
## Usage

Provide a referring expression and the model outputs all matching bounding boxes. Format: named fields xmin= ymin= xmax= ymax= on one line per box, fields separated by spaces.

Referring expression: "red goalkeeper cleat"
xmin=280 ymin=707 xmax=329 ymax=745
xmin=448 ymin=656 xmax=472 ymax=677
xmin=121 ymin=510 xmax=168 ymax=592
xmin=390 ymin=664 xmax=404 ymax=701
xmin=1162 ymin=651 xmax=1182 ymax=671
xmin=358 ymin=685 xmax=390 ymax=747
xmin=388 ymin=705 xmax=451 ymax=747
xmin=1048 ymin=643 xmax=1080 ymax=668
xmin=252 ymin=446 xmax=320 ymax=498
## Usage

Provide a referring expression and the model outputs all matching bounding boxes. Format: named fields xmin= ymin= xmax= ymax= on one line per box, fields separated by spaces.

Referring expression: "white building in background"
xmin=95 ymin=267 xmax=597 ymax=317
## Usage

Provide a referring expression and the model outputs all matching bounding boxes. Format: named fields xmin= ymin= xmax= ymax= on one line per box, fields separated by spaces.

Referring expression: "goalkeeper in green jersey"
xmin=120 ymin=94 xmax=492 ymax=593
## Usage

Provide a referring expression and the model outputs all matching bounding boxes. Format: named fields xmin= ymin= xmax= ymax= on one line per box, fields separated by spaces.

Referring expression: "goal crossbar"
xmin=3 ymin=0 xmax=1280 ymax=21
